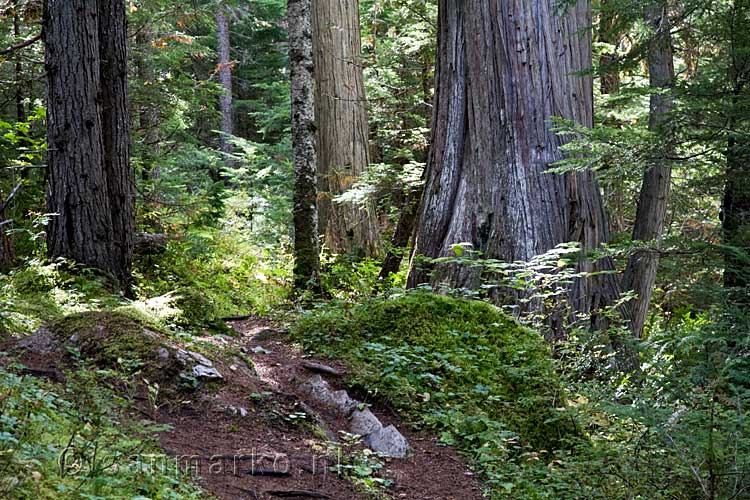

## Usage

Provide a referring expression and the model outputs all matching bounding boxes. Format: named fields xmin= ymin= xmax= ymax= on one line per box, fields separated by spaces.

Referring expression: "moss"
xmin=50 ymin=310 xmax=176 ymax=378
xmin=291 ymin=292 xmax=576 ymax=451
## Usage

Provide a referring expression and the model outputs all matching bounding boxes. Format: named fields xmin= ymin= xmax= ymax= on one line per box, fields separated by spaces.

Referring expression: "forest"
xmin=0 ymin=0 xmax=749 ymax=498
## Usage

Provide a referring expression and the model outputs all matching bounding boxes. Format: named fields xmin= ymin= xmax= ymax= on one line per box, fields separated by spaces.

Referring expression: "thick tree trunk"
xmin=312 ymin=0 xmax=380 ymax=257
xmin=289 ymin=0 xmax=321 ymax=291
xmin=44 ymin=0 xmax=134 ymax=287
xmin=216 ymin=7 xmax=234 ymax=157
xmin=407 ymin=0 xmax=621 ymax=333
xmin=621 ymin=1 xmax=674 ymax=337
xmin=98 ymin=0 xmax=134 ymax=288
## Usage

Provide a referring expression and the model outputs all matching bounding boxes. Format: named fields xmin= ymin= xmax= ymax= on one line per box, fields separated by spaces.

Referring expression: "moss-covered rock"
xmin=49 ymin=310 xmax=221 ymax=386
xmin=291 ymin=292 xmax=576 ymax=451
xmin=51 ymin=311 xmax=167 ymax=372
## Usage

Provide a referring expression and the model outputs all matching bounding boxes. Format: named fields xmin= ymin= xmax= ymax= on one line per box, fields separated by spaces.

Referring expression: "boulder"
xmin=365 ymin=425 xmax=409 ymax=458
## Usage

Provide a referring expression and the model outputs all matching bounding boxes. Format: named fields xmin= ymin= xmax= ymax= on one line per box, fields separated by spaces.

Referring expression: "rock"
xmin=300 ymin=375 xmax=356 ymax=416
xmin=251 ymin=346 xmax=272 ymax=355
xmin=227 ymin=405 xmax=248 ymax=417
xmin=192 ymin=364 xmax=223 ymax=380
xmin=157 ymin=347 xmax=171 ymax=361
xmin=252 ymin=328 xmax=279 ymax=341
xmin=15 ymin=328 xmax=57 ymax=355
xmin=365 ymin=425 xmax=409 ymax=458
xmin=350 ymin=409 xmax=383 ymax=437
xmin=175 ymin=349 xmax=222 ymax=380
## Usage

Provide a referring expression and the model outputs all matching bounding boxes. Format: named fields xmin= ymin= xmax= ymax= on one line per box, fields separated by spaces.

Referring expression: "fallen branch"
xmin=301 ymin=361 xmax=345 ymax=377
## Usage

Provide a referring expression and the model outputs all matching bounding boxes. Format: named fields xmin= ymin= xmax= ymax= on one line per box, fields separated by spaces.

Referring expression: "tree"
xmin=722 ymin=0 xmax=750 ymax=293
xmin=407 ymin=0 xmax=620 ymax=333
xmin=216 ymin=4 xmax=234 ymax=158
xmin=311 ymin=0 xmax=380 ymax=256
xmin=621 ymin=0 xmax=675 ymax=337
xmin=44 ymin=0 xmax=134 ymax=287
xmin=289 ymin=0 xmax=321 ymax=291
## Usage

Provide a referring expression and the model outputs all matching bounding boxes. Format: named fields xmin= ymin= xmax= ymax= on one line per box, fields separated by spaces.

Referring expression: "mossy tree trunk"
xmin=216 ymin=5 xmax=234 ymax=159
xmin=44 ymin=0 xmax=134 ymax=288
xmin=312 ymin=0 xmax=381 ymax=257
xmin=289 ymin=0 xmax=321 ymax=292
xmin=407 ymin=0 xmax=622 ymax=336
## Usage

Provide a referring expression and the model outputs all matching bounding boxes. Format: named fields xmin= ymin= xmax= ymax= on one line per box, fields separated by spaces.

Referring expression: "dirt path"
xmin=156 ymin=318 xmax=485 ymax=500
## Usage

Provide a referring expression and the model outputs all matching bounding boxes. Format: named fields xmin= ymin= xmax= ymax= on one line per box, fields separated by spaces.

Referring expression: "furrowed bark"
xmin=98 ymin=0 xmax=135 ymax=288
xmin=407 ymin=0 xmax=621 ymax=337
xmin=621 ymin=0 xmax=674 ymax=337
xmin=289 ymin=0 xmax=321 ymax=292
xmin=312 ymin=0 xmax=381 ymax=257
xmin=45 ymin=0 xmax=134 ymax=288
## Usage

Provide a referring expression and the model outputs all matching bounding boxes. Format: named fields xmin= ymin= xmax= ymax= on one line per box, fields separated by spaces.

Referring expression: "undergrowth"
xmin=0 ymin=364 xmax=204 ymax=499
xmin=290 ymin=292 xmax=581 ymax=497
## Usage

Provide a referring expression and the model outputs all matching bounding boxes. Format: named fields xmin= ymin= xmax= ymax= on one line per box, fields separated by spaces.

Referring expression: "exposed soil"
xmin=158 ymin=318 xmax=485 ymax=500
xmin=2 ymin=318 xmax=485 ymax=500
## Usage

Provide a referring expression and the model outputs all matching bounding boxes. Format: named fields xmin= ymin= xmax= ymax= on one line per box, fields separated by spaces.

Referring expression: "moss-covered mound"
xmin=291 ymin=292 xmax=576 ymax=452
xmin=50 ymin=310 xmax=180 ymax=380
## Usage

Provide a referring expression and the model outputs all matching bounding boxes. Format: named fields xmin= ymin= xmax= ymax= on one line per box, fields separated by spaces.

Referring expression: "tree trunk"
xmin=312 ymin=0 xmax=380 ymax=257
xmin=216 ymin=6 xmax=234 ymax=157
xmin=598 ymin=0 xmax=620 ymax=95
xmin=722 ymin=0 xmax=750 ymax=293
xmin=407 ymin=0 xmax=621 ymax=333
xmin=379 ymin=185 xmax=423 ymax=281
xmin=289 ymin=0 xmax=321 ymax=291
xmin=136 ymin=28 xmax=161 ymax=180
xmin=621 ymin=0 xmax=675 ymax=337
xmin=13 ymin=1 xmax=26 ymax=124
xmin=44 ymin=0 xmax=134 ymax=287
xmin=98 ymin=0 xmax=135 ymax=288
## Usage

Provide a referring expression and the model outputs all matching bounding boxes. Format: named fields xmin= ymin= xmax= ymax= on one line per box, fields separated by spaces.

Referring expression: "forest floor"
xmin=6 ymin=317 xmax=485 ymax=500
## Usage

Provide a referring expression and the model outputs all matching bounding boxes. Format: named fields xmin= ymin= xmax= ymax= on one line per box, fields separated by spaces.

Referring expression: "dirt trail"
xmin=156 ymin=318 xmax=485 ymax=500
xmin=2 ymin=317 xmax=485 ymax=499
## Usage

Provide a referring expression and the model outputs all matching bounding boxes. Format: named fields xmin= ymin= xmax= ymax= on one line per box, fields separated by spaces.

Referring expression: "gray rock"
xmin=350 ymin=409 xmax=383 ymax=437
xmin=191 ymin=364 xmax=223 ymax=380
xmin=175 ymin=349 xmax=214 ymax=368
xmin=252 ymin=328 xmax=279 ymax=341
xmin=157 ymin=347 xmax=171 ymax=361
xmin=188 ymin=350 xmax=213 ymax=367
xmin=365 ymin=425 xmax=409 ymax=458
xmin=16 ymin=328 xmax=57 ymax=354
xmin=301 ymin=375 xmax=356 ymax=416
xmin=227 ymin=405 xmax=248 ymax=417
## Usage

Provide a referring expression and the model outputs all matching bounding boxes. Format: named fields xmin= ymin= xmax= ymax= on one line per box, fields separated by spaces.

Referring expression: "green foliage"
xmin=134 ymin=223 xmax=289 ymax=332
xmin=291 ymin=292 xmax=579 ymax=496
xmin=0 ymin=259 xmax=127 ymax=336
xmin=0 ymin=365 xmax=203 ymax=499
